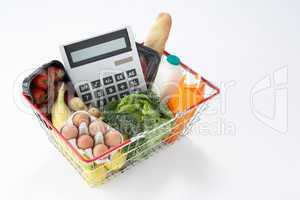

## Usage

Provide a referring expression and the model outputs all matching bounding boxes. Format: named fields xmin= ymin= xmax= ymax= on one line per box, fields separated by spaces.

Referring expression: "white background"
xmin=1 ymin=0 xmax=300 ymax=199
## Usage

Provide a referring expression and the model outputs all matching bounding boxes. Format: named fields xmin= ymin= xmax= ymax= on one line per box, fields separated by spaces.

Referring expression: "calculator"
xmin=59 ymin=27 xmax=147 ymax=107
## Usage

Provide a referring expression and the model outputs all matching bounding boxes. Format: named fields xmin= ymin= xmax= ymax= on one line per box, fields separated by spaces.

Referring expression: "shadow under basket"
xmin=22 ymin=51 xmax=220 ymax=187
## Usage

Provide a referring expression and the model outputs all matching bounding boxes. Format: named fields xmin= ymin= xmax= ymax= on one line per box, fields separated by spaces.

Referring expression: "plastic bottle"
xmin=152 ymin=54 xmax=184 ymax=102
xmin=165 ymin=74 xmax=205 ymax=144
xmin=167 ymin=73 xmax=205 ymax=114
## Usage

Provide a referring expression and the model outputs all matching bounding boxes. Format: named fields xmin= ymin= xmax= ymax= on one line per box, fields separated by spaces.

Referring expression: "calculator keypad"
xmin=79 ymin=83 xmax=90 ymax=93
xmin=98 ymin=99 xmax=107 ymax=107
xmin=132 ymin=88 xmax=142 ymax=93
xmin=117 ymin=82 xmax=128 ymax=91
xmin=129 ymin=78 xmax=139 ymax=87
xmin=120 ymin=91 xmax=130 ymax=98
xmin=91 ymin=80 xmax=101 ymax=89
xmin=78 ymin=68 xmax=144 ymax=107
xmin=94 ymin=89 xmax=104 ymax=98
xmin=103 ymin=76 xmax=114 ymax=85
xmin=126 ymin=69 xmax=137 ymax=78
xmin=82 ymin=93 xmax=92 ymax=102
xmin=105 ymin=86 xmax=116 ymax=95
xmin=115 ymin=73 xmax=125 ymax=82
xmin=108 ymin=95 xmax=118 ymax=102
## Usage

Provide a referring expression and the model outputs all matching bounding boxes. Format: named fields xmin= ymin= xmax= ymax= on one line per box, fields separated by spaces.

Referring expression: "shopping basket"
xmin=22 ymin=47 xmax=220 ymax=187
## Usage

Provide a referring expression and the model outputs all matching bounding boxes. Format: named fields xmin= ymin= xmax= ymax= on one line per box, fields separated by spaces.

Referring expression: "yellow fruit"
xmin=84 ymin=164 xmax=107 ymax=186
xmin=105 ymin=151 xmax=127 ymax=171
xmin=51 ymin=83 xmax=71 ymax=130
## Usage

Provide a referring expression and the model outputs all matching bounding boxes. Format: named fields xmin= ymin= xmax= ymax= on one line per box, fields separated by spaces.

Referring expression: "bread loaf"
xmin=144 ymin=13 xmax=172 ymax=56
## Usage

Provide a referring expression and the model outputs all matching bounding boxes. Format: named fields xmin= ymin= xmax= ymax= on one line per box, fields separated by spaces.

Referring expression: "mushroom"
xmin=88 ymin=107 xmax=101 ymax=118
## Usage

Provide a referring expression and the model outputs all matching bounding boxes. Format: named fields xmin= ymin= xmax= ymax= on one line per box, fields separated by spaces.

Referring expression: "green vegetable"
xmin=103 ymin=90 xmax=174 ymax=160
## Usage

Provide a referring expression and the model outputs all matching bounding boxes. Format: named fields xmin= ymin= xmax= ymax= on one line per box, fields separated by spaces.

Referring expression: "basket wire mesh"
xmin=26 ymin=80 xmax=216 ymax=187
xmin=23 ymin=54 xmax=219 ymax=187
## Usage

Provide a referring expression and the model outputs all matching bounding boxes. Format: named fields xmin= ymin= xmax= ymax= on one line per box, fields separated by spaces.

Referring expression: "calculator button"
xmin=103 ymin=76 xmax=114 ymax=85
xmin=129 ymin=78 xmax=140 ymax=87
xmin=79 ymin=83 xmax=90 ymax=92
xmin=98 ymin=99 xmax=107 ymax=107
xmin=82 ymin=93 xmax=92 ymax=102
xmin=108 ymin=95 xmax=118 ymax=102
xmin=126 ymin=69 xmax=137 ymax=78
xmin=117 ymin=82 xmax=128 ymax=91
xmin=94 ymin=89 xmax=104 ymax=98
xmin=114 ymin=73 xmax=125 ymax=82
xmin=120 ymin=91 xmax=130 ymax=98
xmin=91 ymin=80 xmax=101 ymax=89
xmin=133 ymin=88 xmax=142 ymax=93
xmin=105 ymin=86 xmax=116 ymax=95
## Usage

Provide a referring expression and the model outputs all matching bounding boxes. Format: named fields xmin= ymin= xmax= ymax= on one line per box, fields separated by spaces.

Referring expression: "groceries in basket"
xmin=21 ymin=12 xmax=217 ymax=186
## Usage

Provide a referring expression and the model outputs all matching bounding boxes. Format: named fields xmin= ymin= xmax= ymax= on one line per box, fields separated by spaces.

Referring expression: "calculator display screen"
xmin=64 ymin=29 xmax=132 ymax=69
xmin=70 ymin=37 xmax=126 ymax=63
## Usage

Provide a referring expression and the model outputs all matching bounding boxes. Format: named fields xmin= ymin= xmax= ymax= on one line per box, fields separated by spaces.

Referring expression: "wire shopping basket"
xmin=22 ymin=50 xmax=220 ymax=187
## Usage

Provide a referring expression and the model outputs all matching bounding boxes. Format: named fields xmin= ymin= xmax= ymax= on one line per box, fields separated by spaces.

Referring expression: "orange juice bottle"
xmin=165 ymin=74 xmax=205 ymax=143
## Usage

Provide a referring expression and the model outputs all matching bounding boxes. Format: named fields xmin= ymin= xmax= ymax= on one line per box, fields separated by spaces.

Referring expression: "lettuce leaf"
xmin=103 ymin=90 xmax=174 ymax=161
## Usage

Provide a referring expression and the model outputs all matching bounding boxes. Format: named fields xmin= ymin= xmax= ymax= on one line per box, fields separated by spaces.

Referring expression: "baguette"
xmin=144 ymin=13 xmax=172 ymax=56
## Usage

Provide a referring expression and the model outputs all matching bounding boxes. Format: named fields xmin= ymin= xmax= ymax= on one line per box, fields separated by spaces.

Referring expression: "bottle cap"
xmin=166 ymin=55 xmax=180 ymax=65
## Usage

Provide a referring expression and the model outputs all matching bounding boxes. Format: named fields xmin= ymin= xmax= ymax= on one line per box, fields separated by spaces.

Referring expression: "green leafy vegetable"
xmin=103 ymin=90 xmax=174 ymax=160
